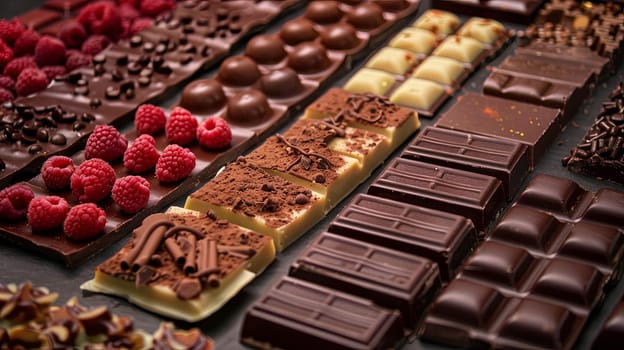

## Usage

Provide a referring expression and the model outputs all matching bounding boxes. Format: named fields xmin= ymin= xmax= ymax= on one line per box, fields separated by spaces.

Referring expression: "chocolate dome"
xmin=226 ymin=90 xmax=271 ymax=123
xmin=279 ymin=18 xmax=319 ymax=46
xmin=304 ymin=1 xmax=344 ymax=24
xmin=217 ymin=56 xmax=261 ymax=86
xmin=287 ymin=42 xmax=331 ymax=74
xmin=179 ymin=79 xmax=227 ymax=114
xmin=260 ymin=68 xmax=304 ymax=98
xmin=346 ymin=3 xmax=385 ymax=30
xmin=245 ymin=35 xmax=287 ymax=65
xmin=320 ymin=24 xmax=360 ymax=50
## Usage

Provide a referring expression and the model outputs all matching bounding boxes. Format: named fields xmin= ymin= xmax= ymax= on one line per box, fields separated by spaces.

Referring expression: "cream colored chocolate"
xmin=412 ymin=9 xmax=460 ymax=35
xmin=185 ymin=160 xmax=325 ymax=251
xmin=433 ymin=35 xmax=484 ymax=63
xmin=344 ymin=68 xmax=395 ymax=95
xmin=457 ymin=17 xmax=505 ymax=44
xmin=390 ymin=78 xmax=445 ymax=110
xmin=412 ymin=56 xmax=465 ymax=85
xmin=389 ymin=27 xmax=438 ymax=54
xmin=82 ymin=208 xmax=275 ymax=322
xmin=366 ymin=47 xmax=417 ymax=74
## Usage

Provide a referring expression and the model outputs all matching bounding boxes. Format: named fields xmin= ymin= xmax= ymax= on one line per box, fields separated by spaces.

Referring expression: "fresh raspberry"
xmin=71 ymin=158 xmax=116 ymax=203
xmin=63 ymin=203 xmax=106 ymax=240
xmin=0 ymin=18 xmax=25 ymax=47
xmin=59 ymin=20 xmax=88 ymax=49
xmin=41 ymin=65 xmax=67 ymax=81
xmin=15 ymin=68 xmax=48 ymax=96
xmin=119 ymin=3 xmax=140 ymax=21
xmin=85 ymin=125 xmax=128 ymax=162
xmin=34 ymin=36 xmax=66 ymax=67
xmin=0 ymin=75 xmax=15 ymax=92
xmin=118 ymin=0 xmax=141 ymax=7
xmin=165 ymin=107 xmax=198 ymax=145
xmin=13 ymin=30 xmax=40 ymax=57
xmin=77 ymin=1 xmax=123 ymax=41
xmin=130 ymin=18 xmax=153 ymax=36
xmin=123 ymin=134 xmax=160 ymax=174
xmin=3 ymin=56 xmax=37 ymax=80
xmin=0 ymin=87 xmax=13 ymax=103
xmin=135 ymin=104 xmax=166 ymax=135
xmin=140 ymin=0 xmax=175 ymax=17
xmin=65 ymin=50 xmax=91 ymax=71
xmin=156 ymin=144 xmax=196 ymax=183
xmin=0 ymin=184 xmax=34 ymax=220
xmin=81 ymin=35 xmax=111 ymax=55
xmin=0 ymin=39 xmax=14 ymax=70
xmin=197 ymin=117 xmax=232 ymax=149
xmin=27 ymin=196 xmax=69 ymax=231
xmin=41 ymin=156 xmax=75 ymax=191
xmin=112 ymin=175 xmax=150 ymax=213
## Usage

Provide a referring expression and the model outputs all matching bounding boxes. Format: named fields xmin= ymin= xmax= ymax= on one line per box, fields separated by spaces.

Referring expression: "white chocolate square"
xmin=390 ymin=78 xmax=444 ymax=110
xmin=412 ymin=56 xmax=464 ymax=85
xmin=366 ymin=47 xmax=417 ymax=75
xmin=412 ymin=10 xmax=460 ymax=36
xmin=389 ymin=28 xmax=438 ymax=54
xmin=457 ymin=17 xmax=505 ymax=44
xmin=344 ymin=68 xmax=395 ymax=96
xmin=433 ymin=35 xmax=484 ymax=63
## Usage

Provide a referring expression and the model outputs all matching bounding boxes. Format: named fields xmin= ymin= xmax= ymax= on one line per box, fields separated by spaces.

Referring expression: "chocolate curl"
xmin=195 ymin=239 xmax=220 ymax=288
xmin=164 ymin=238 xmax=185 ymax=268
xmin=163 ymin=225 xmax=204 ymax=240
xmin=218 ymin=244 xmax=256 ymax=259
xmin=132 ymin=223 xmax=170 ymax=271
xmin=121 ymin=219 xmax=173 ymax=270
xmin=183 ymin=234 xmax=197 ymax=275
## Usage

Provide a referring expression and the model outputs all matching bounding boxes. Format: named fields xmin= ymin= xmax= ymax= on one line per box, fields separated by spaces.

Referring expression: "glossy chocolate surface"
xmin=592 ymin=298 xmax=624 ymax=349
xmin=433 ymin=0 xmax=546 ymax=24
xmin=368 ymin=158 xmax=505 ymax=231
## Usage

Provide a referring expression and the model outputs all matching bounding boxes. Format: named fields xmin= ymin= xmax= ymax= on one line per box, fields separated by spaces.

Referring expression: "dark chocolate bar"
xmin=368 ymin=158 xmax=505 ymax=232
xmin=592 ymin=298 xmax=624 ymax=349
xmin=402 ymin=126 xmax=530 ymax=199
xmin=435 ymin=93 xmax=563 ymax=167
xmin=432 ymin=0 xmax=547 ymax=24
xmin=241 ymin=276 xmax=406 ymax=350
xmin=328 ymin=193 xmax=477 ymax=281
xmin=290 ymin=232 xmax=441 ymax=326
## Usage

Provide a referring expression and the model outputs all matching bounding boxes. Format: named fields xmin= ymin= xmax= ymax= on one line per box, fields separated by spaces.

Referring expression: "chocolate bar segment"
xmin=592 ymin=298 xmax=624 ymax=349
xmin=433 ymin=0 xmax=547 ymax=24
xmin=329 ymin=194 xmax=477 ymax=281
xmin=290 ymin=232 xmax=441 ymax=326
xmin=241 ymin=276 xmax=405 ymax=350
xmin=403 ymin=126 xmax=530 ymax=199
xmin=368 ymin=158 xmax=505 ymax=232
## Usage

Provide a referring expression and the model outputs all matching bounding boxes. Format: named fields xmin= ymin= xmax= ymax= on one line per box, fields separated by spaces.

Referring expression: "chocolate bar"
xmin=592 ymin=298 xmax=624 ymax=349
xmin=433 ymin=0 xmax=547 ymax=24
xmin=290 ymin=232 xmax=441 ymax=326
xmin=241 ymin=276 xmax=405 ymax=350
xmin=328 ymin=194 xmax=477 ymax=281
xmin=368 ymin=158 xmax=505 ymax=232
xmin=435 ymin=93 xmax=563 ymax=167
xmin=402 ymin=126 xmax=530 ymax=199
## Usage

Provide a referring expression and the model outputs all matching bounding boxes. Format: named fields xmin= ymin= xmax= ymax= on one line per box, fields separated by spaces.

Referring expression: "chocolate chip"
xmin=206 ymin=210 xmax=217 ymax=221
xmin=135 ymin=265 xmax=158 ymax=287
xmin=295 ymin=193 xmax=309 ymax=205
xmin=130 ymin=35 xmax=143 ymax=47
xmin=105 ymin=86 xmax=121 ymax=99
xmin=167 ymin=19 xmax=181 ymax=29
xmin=74 ymin=86 xmax=89 ymax=96
xmin=111 ymin=70 xmax=123 ymax=82
xmin=28 ymin=144 xmax=42 ymax=154
xmin=196 ymin=18 xmax=209 ymax=26
xmin=22 ymin=120 xmax=38 ymax=136
xmin=49 ymin=133 xmax=66 ymax=145
xmin=89 ymin=98 xmax=101 ymax=109
xmin=93 ymin=64 xmax=105 ymax=76
xmin=143 ymin=42 xmax=155 ymax=53
xmin=73 ymin=122 xmax=86 ymax=131
xmin=120 ymin=80 xmax=135 ymax=93
xmin=124 ymin=89 xmax=135 ymax=99
xmin=180 ymin=55 xmax=193 ymax=66
xmin=20 ymin=134 xmax=37 ymax=144
xmin=138 ymin=76 xmax=151 ymax=87
xmin=0 ymin=159 xmax=4 ymax=171
xmin=81 ymin=113 xmax=95 ymax=122
xmin=140 ymin=68 xmax=153 ymax=77
xmin=314 ymin=173 xmax=325 ymax=183
xmin=127 ymin=62 xmax=142 ymax=75
xmin=155 ymin=43 xmax=167 ymax=55
xmin=156 ymin=64 xmax=172 ymax=75
xmin=93 ymin=54 xmax=106 ymax=65
xmin=36 ymin=128 xmax=49 ymax=142
xmin=176 ymin=278 xmax=202 ymax=300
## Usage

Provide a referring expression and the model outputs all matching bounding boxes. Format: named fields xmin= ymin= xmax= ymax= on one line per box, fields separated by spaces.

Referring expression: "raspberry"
xmin=70 ymin=158 xmax=116 ymax=203
xmin=77 ymin=1 xmax=123 ymax=41
xmin=197 ymin=117 xmax=232 ymax=149
xmin=130 ymin=18 xmax=153 ymax=36
xmin=27 ymin=196 xmax=69 ymax=231
xmin=165 ymin=107 xmax=198 ymax=145
xmin=41 ymin=155 xmax=75 ymax=191
xmin=34 ymin=36 xmax=66 ymax=67
xmin=0 ymin=87 xmax=13 ymax=103
xmin=13 ymin=30 xmax=40 ymax=57
xmin=140 ymin=0 xmax=175 ymax=17
xmin=41 ymin=65 xmax=67 ymax=81
xmin=156 ymin=144 xmax=196 ymax=183
xmin=112 ymin=175 xmax=150 ymax=213
xmin=119 ymin=3 xmax=140 ymax=21
xmin=3 ymin=56 xmax=38 ymax=80
xmin=81 ymin=35 xmax=111 ymax=55
xmin=15 ymin=68 xmax=48 ymax=96
xmin=85 ymin=125 xmax=128 ymax=162
xmin=118 ymin=0 xmax=140 ymax=7
xmin=63 ymin=203 xmax=106 ymax=240
xmin=0 ymin=18 xmax=25 ymax=47
xmin=135 ymin=104 xmax=166 ymax=135
xmin=0 ymin=184 xmax=34 ymax=220
xmin=0 ymin=39 xmax=14 ymax=70
xmin=0 ymin=75 xmax=15 ymax=92
xmin=65 ymin=50 xmax=91 ymax=71
xmin=123 ymin=134 xmax=160 ymax=173
xmin=59 ymin=20 xmax=88 ymax=49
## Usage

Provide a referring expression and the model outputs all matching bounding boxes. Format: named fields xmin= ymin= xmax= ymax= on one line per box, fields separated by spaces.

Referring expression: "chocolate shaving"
xmin=276 ymin=134 xmax=334 ymax=171
xmin=126 ymin=220 xmax=173 ymax=271
xmin=194 ymin=239 xmax=220 ymax=285
xmin=183 ymin=234 xmax=198 ymax=275
xmin=163 ymin=225 xmax=204 ymax=240
xmin=164 ymin=237 xmax=185 ymax=268
xmin=135 ymin=266 xmax=158 ymax=287
xmin=175 ymin=278 xmax=202 ymax=300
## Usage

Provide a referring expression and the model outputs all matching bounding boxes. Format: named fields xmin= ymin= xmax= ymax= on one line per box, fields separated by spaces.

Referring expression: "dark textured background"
xmin=1 ymin=1 xmax=624 ymax=349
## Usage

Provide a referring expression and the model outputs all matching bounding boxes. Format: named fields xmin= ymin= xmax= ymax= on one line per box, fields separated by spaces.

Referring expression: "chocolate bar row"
xmin=432 ymin=0 xmax=548 ymax=24
xmin=343 ymin=9 xmax=511 ymax=117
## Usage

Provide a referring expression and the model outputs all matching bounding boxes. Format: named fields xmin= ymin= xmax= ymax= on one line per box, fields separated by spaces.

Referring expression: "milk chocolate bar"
xmin=368 ymin=158 xmax=505 ymax=232
xmin=290 ymin=232 xmax=441 ymax=326
xmin=433 ymin=0 xmax=547 ymax=24
xmin=329 ymin=194 xmax=477 ymax=281
xmin=403 ymin=126 xmax=530 ymax=199
xmin=241 ymin=276 xmax=405 ymax=350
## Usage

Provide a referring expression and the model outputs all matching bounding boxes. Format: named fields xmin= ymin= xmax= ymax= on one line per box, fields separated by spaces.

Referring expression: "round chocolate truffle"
xmin=320 ymin=24 xmax=360 ymax=50
xmin=373 ymin=0 xmax=408 ymax=11
xmin=304 ymin=1 xmax=344 ymax=24
xmin=346 ymin=3 xmax=385 ymax=30
xmin=288 ymin=42 xmax=331 ymax=74
xmin=217 ymin=56 xmax=261 ymax=86
xmin=260 ymin=68 xmax=304 ymax=98
xmin=226 ymin=90 xmax=271 ymax=123
xmin=279 ymin=18 xmax=319 ymax=46
xmin=180 ymin=79 xmax=227 ymax=114
xmin=245 ymin=34 xmax=287 ymax=65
